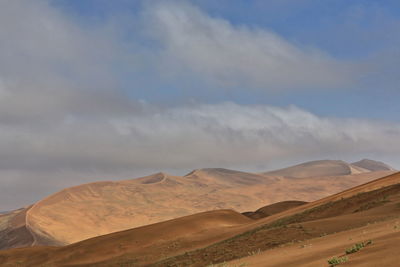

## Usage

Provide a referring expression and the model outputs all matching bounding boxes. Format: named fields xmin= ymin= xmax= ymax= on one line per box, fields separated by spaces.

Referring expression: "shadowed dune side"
xmin=184 ymin=168 xmax=268 ymax=186
xmin=0 ymin=208 xmax=34 ymax=250
xmin=352 ymin=159 xmax=395 ymax=171
xmin=242 ymin=200 xmax=308 ymax=219
xmin=0 ymin=207 xmax=62 ymax=250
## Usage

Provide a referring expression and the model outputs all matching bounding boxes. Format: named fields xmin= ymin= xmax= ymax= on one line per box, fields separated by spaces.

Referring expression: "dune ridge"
xmin=0 ymin=171 xmax=399 ymax=266
xmin=0 ymin=159 xmax=395 ymax=250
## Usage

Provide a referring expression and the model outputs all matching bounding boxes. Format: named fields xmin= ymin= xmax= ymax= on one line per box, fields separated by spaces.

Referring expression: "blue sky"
xmin=0 ymin=0 xmax=400 ymax=209
xmin=49 ymin=0 xmax=400 ymax=120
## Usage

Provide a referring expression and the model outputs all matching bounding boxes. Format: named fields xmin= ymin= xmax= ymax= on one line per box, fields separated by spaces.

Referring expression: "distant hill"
xmin=0 ymin=160 xmax=395 ymax=250
xmin=352 ymin=158 xmax=395 ymax=171
xmin=263 ymin=159 xmax=395 ymax=178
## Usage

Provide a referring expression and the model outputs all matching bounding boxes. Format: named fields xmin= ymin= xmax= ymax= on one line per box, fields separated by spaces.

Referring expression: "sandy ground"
xmin=229 ymin=217 xmax=400 ymax=267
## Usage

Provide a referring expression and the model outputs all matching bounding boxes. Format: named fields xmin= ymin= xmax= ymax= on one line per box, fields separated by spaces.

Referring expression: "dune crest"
xmin=263 ymin=159 xmax=376 ymax=178
xmin=1 ymin=172 xmax=399 ymax=266
xmin=0 ymin=159 xmax=395 ymax=250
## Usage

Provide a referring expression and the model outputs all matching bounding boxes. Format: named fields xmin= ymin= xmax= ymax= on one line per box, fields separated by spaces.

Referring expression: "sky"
xmin=0 ymin=0 xmax=399 ymax=210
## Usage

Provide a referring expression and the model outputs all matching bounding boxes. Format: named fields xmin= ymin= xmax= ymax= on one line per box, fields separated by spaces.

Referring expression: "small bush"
xmin=345 ymin=240 xmax=372 ymax=254
xmin=328 ymin=256 xmax=348 ymax=266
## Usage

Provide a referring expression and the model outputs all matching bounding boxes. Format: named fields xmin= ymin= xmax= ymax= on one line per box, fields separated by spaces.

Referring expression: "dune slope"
xmin=242 ymin=200 xmax=308 ymax=219
xmin=263 ymin=159 xmax=373 ymax=178
xmin=1 ymin=172 xmax=399 ymax=266
xmin=0 ymin=160 xmax=395 ymax=250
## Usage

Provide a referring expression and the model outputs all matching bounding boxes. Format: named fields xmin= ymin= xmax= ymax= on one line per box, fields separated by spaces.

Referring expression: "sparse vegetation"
xmin=354 ymin=196 xmax=391 ymax=212
xmin=327 ymin=256 xmax=348 ymax=266
xmin=345 ymin=240 xmax=373 ymax=254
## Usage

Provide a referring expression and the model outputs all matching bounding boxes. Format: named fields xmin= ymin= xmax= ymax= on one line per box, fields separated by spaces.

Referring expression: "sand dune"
xmin=352 ymin=158 xmax=395 ymax=171
xmin=1 ymin=171 xmax=399 ymax=266
xmin=0 ymin=160 xmax=395 ymax=251
xmin=242 ymin=200 xmax=307 ymax=219
xmin=263 ymin=159 xmax=376 ymax=178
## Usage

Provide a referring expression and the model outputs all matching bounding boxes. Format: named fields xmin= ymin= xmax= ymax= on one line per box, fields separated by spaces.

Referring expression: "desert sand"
xmin=0 ymin=160 xmax=394 ymax=250
xmin=0 ymin=170 xmax=399 ymax=266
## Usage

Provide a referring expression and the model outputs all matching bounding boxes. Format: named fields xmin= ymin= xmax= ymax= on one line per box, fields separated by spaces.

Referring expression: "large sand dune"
xmin=1 ymin=171 xmax=399 ymax=266
xmin=0 ymin=159 xmax=395 ymax=251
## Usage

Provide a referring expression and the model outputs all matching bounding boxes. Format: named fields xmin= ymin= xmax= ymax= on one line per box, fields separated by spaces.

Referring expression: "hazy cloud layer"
xmin=145 ymin=2 xmax=356 ymax=90
xmin=0 ymin=1 xmax=399 ymax=210
xmin=1 ymin=101 xmax=400 ymax=210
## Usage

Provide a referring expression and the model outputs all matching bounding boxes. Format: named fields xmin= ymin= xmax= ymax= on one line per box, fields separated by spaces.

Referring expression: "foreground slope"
xmin=153 ymin=171 xmax=400 ymax=266
xmin=0 ymin=210 xmax=252 ymax=266
xmin=229 ymin=216 xmax=400 ymax=267
xmin=1 ymin=172 xmax=400 ymax=266
xmin=0 ymin=160 xmax=394 ymax=250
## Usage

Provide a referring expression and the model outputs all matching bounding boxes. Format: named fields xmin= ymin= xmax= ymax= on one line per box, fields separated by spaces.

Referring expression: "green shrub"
xmin=345 ymin=240 xmax=372 ymax=254
xmin=328 ymin=256 xmax=348 ymax=266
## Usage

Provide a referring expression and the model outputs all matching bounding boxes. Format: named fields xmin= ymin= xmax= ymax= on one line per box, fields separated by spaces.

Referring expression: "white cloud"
xmin=145 ymin=1 xmax=356 ymax=90
xmin=1 ymin=101 xmax=399 ymax=174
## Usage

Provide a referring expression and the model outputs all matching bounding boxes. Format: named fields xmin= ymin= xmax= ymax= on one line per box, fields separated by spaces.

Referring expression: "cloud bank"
xmin=1 ymin=101 xmax=400 ymax=210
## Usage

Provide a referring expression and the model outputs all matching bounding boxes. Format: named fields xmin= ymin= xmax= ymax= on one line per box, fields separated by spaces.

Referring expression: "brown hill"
xmin=1 ymin=172 xmax=399 ymax=266
xmin=0 ymin=161 xmax=394 ymax=250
